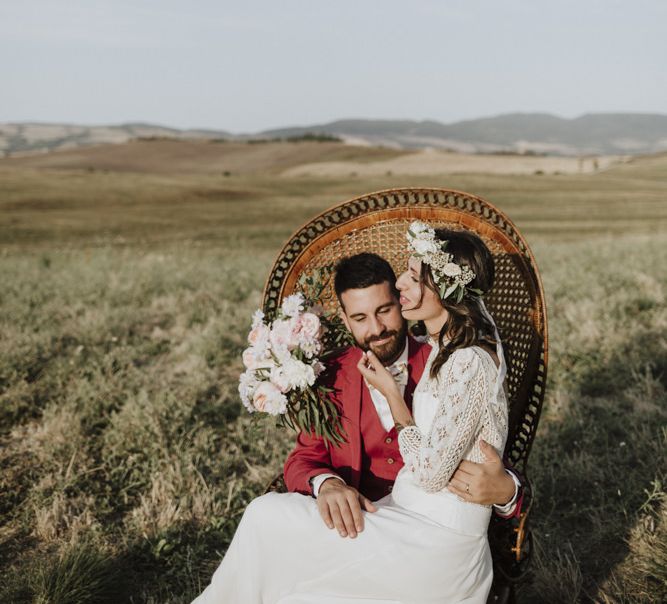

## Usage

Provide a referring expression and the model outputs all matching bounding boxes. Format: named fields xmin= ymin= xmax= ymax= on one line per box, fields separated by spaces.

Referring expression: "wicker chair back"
xmin=262 ymin=188 xmax=547 ymax=472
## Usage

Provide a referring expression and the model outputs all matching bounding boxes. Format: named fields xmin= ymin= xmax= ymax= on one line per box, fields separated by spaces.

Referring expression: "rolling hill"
xmin=2 ymin=112 xmax=667 ymax=157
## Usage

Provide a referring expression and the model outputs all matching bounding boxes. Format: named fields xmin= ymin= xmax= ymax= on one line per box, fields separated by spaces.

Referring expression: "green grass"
xmin=524 ymin=234 xmax=667 ymax=602
xmin=0 ymin=149 xmax=666 ymax=602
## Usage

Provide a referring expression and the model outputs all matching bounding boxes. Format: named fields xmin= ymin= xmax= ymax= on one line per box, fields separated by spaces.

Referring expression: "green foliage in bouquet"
xmin=296 ymin=264 xmax=355 ymax=352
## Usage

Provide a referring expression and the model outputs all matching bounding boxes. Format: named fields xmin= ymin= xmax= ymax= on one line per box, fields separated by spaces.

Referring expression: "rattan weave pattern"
xmin=262 ymin=188 xmax=547 ymax=471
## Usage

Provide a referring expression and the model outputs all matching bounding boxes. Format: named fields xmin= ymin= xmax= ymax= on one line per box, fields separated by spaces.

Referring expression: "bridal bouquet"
xmin=239 ymin=291 xmax=346 ymax=446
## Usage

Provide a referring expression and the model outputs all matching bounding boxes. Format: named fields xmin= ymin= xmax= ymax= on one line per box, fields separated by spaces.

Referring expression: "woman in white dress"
xmin=193 ymin=222 xmax=508 ymax=604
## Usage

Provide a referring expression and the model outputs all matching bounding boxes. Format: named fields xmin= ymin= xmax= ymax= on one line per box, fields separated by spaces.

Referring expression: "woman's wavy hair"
xmin=411 ymin=228 xmax=498 ymax=379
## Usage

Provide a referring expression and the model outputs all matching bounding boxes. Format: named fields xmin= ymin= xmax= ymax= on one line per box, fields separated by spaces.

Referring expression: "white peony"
xmin=271 ymin=357 xmax=316 ymax=392
xmin=281 ymin=293 xmax=305 ymax=318
xmin=251 ymin=309 xmax=265 ymax=329
xmin=238 ymin=370 xmax=259 ymax=412
xmin=291 ymin=360 xmax=316 ymax=389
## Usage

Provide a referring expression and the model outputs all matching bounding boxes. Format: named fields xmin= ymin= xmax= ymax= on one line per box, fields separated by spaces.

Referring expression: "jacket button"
xmin=387 ymin=457 xmax=395 ymax=465
xmin=385 ymin=437 xmax=393 ymax=444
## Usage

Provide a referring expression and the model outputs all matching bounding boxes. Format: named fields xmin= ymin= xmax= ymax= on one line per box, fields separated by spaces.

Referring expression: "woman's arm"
xmin=398 ymin=348 xmax=490 ymax=493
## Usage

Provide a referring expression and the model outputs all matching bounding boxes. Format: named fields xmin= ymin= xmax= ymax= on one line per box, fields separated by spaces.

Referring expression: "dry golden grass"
xmin=282 ymin=148 xmax=625 ymax=177
xmin=0 ymin=139 xmax=408 ymax=175
xmin=0 ymin=142 xmax=665 ymax=603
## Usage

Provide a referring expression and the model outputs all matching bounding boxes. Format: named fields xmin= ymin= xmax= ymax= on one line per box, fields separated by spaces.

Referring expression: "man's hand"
xmin=317 ymin=478 xmax=378 ymax=538
xmin=447 ymin=439 xmax=516 ymax=506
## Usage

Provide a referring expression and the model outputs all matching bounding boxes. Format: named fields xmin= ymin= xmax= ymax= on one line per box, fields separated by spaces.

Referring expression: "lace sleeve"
xmin=398 ymin=348 xmax=490 ymax=493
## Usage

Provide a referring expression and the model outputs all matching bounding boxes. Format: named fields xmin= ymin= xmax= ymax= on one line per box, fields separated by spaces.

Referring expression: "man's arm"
xmin=283 ymin=428 xmax=339 ymax=495
xmin=446 ymin=439 xmax=523 ymax=519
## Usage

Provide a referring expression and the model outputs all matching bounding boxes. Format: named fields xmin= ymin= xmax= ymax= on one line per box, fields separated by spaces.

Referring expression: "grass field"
xmin=1 ymin=141 xmax=666 ymax=603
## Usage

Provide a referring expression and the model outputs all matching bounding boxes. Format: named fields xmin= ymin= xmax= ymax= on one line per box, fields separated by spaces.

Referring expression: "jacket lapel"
xmin=339 ymin=349 xmax=363 ymax=489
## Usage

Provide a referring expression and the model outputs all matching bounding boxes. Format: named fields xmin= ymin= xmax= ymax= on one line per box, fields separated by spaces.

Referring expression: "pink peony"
xmin=297 ymin=312 xmax=321 ymax=339
xmin=242 ymin=347 xmax=272 ymax=370
xmin=252 ymin=381 xmax=288 ymax=415
xmin=248 ymin=322 xmax=270 ymax=347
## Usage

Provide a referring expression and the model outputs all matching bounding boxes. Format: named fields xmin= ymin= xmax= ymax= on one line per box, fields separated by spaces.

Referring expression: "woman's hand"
xmin=356 ymin=350 xmax=402 ymax=398
xmin=357 ymin=350 xmax=414 ymax=429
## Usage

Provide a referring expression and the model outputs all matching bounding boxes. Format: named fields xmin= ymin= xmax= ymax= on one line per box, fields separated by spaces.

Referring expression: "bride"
xmin=193 ymin=222 xmax=508 ymax=604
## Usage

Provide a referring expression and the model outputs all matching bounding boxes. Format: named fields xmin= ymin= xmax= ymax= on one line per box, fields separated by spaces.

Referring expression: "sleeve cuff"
xmin=310 ymin=473 xmax=345 ymax=498
xmin=492 ymin=469 xmax=521 ymax=515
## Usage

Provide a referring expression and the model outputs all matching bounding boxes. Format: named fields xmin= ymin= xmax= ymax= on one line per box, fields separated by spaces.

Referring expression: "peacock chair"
xmin=261 ymin=188 xmax=548 ymax=604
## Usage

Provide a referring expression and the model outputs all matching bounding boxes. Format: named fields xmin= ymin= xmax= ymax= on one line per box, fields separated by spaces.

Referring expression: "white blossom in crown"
xmin=406 ymin=220 xmax=479 ymax=303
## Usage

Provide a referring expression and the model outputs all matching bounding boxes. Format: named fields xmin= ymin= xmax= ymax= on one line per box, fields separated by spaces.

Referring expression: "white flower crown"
xmin=406 ymin=221 xmax=481 ymax=302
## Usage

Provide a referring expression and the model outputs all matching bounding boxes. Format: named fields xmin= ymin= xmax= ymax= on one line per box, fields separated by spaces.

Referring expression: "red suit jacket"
xmin=283 ymin=336 xmax=523 ymax=517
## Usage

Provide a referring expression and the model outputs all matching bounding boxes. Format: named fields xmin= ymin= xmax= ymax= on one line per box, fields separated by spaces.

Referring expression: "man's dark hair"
xmin=334 ymin=253 xmax=399 ymax=307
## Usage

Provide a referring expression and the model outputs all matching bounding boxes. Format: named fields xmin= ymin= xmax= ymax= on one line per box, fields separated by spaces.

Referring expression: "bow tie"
xmin=388 ymin=361 xmax=409 ymax=386
xmin=366 ymin=360 xmax=409 ymax=390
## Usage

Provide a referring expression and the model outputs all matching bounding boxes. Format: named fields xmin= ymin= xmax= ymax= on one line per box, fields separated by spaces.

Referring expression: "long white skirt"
xmin=192 ymin=491 xmax=492 ymax=604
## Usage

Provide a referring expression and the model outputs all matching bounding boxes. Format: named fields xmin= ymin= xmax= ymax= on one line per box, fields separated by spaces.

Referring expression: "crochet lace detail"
xmin=398 ymin=346 xmax=508 ymax=494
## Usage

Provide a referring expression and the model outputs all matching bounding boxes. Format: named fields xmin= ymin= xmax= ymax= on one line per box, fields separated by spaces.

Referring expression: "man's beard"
xmin=358 ymin=321 xmax=408 ymax=365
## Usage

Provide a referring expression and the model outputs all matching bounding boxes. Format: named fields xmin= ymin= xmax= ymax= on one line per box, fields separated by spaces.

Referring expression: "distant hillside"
xmin=2 ymin=113 xmax=667 ymax=156
xmin=0 ymin=122 xmax=231 ymax=157
xmin=262 ymin=113 xmax=667 ymax=155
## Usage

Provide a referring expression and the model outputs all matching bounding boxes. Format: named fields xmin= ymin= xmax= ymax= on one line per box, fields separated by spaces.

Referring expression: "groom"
xmin=284 ymin=253 xmax=522 ymax=539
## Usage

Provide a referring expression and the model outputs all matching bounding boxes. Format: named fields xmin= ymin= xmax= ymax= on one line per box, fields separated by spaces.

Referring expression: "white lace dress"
xmin=193 ymin=345 xmax=508 ymax=604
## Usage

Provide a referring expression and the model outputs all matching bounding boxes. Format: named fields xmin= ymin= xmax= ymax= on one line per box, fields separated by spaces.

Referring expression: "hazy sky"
xmin=2 ymin=0 xmax=666 ymax=133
